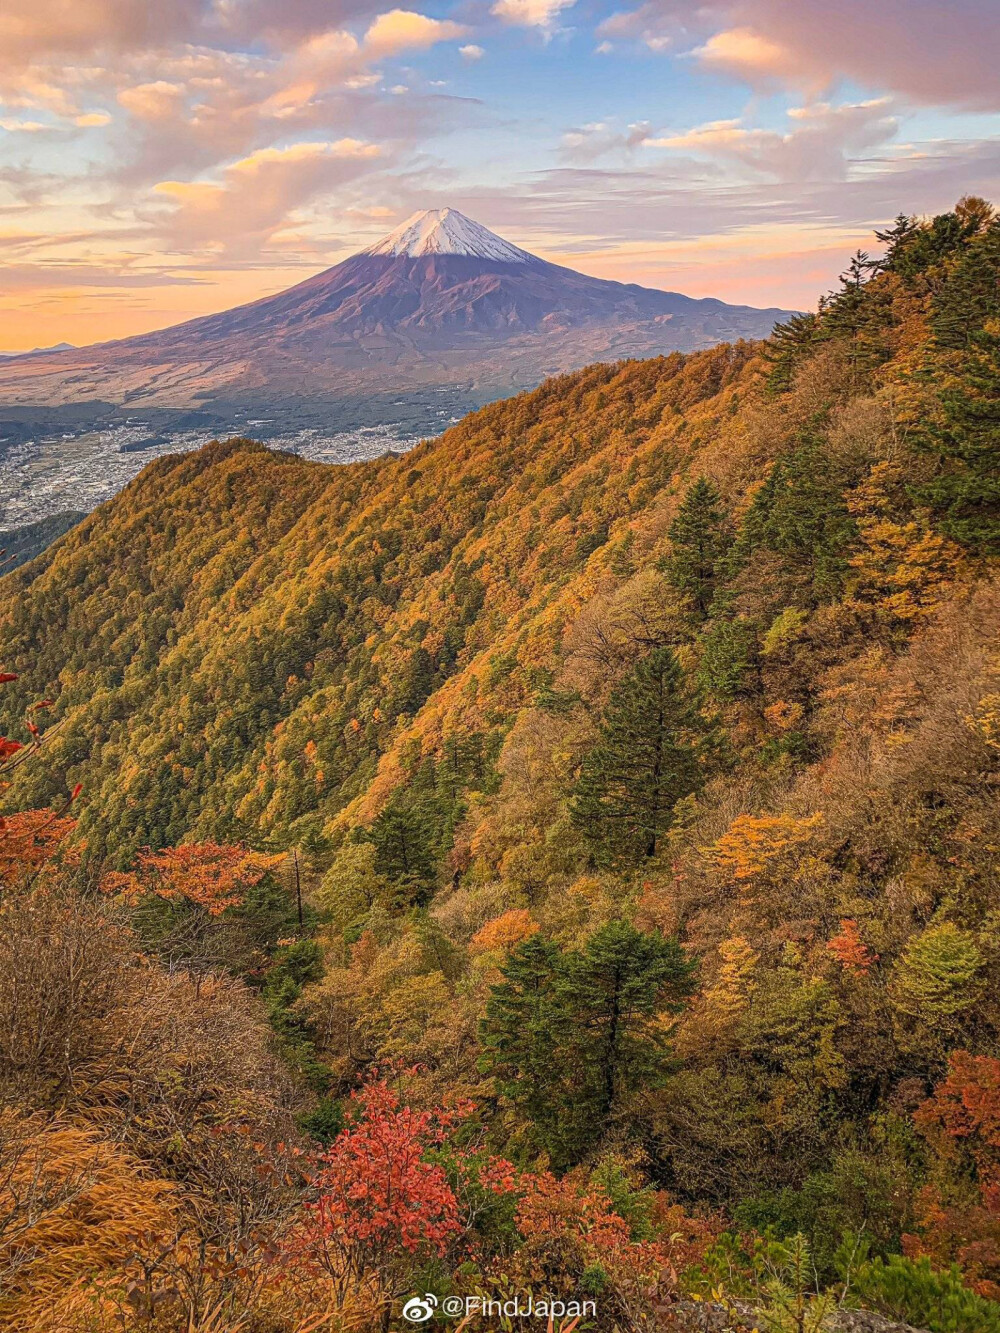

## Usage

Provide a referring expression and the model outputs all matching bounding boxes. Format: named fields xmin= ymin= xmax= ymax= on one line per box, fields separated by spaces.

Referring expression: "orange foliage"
xmin=104 ymin=841 xmax=284 ymax=915
xmin=515 ymin=1170 xmax=713 ymax=1290
xmin=0 ymin=671 xmax=80 ymax=886
xmin=826 ymin=919 xmax=878 ymax=974
xmin=707 ymin=812 xmax=824 ymax=882
xmin=0 ymin=809 xmax=78 ymax=882
xmin=914 ymin=1052 xmax=1000 ymax=1163
xmin=0 ymin=1111 xmax=176 ymax=1331
xmin=905 ymin=1053 xmax=1000 ymax=1297
xmin=469 ymin=908 xmax=540 ymax=955
xmin=764 ymin=700 xmax=804 ymax=732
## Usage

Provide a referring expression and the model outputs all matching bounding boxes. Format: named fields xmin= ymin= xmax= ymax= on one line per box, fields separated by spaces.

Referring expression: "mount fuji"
xmin=0 ymin=209 xmax=794 ymax=425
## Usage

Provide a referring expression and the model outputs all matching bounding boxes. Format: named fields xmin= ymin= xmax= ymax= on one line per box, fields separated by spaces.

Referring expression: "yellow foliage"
xmin=764 ymin=700 xmax=804 ymax=732
xmin=679 ymin=935 xmax=761 ymax=1057
xmin=848 ymin=462 xmax=964 ymax=623
xmin=0 ymin=1112 xmax=176 ymax=1331
xmin=707 ymin=813 xmax=825 ymax=883
xmin=969 ymin=692 xmax=1000 ymax=752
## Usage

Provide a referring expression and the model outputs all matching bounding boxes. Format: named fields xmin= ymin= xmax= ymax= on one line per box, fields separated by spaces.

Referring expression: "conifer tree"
xmin=913 ymin=322 xmax=1000 ymax=554
xmin=764 ymin=312 xmax=820 ymax=395
xmin=559 ymin=921 xmax=695 ymax=1131
xmin=666 ymin=478 xmax=731 ymax=618
xmin=821 ymin=251 xmax=890 ymax=378
xmin=480 ymin=925 xmax=695 ymax=1167
xmin=478 ymin=934 xmax=574 ymax=1155
xmin=873 ymin=213 xmax=920 ymax=274
xmin=571 ymin=648 xmax=713 ymax=865
xmin=930 ymin=217 xmax=1000 ymax=350
xmin=367 ymin=794 xmax=438 ymax=903
xmin=728 ymin=442 xmax=856 ymax=604
xmin=886 ymin=208 xmax=972 ymax=281
xmin=697 ymin=617 xmax=762 ymax=702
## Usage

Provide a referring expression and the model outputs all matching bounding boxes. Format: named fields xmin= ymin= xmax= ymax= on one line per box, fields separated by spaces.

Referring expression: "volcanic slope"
xmin=0 ymin=208 xmax=793 ymax=413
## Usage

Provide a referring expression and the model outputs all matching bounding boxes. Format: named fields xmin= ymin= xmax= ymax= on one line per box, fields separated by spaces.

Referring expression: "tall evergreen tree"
xmin=665 ymin=478 xmax=731 ymax=618
xmin=912 ymin=323 xmax=1000 ymax=554
xmin=727 ymin=442 xmax=856 ymax=605
xmin=764 ymin=312 xmax=821 ymax=395
xmin=930 ymin=218 xmax=1000 ymax=351
xmin=885 ymin=208 xmax=972 ymax=281
xmin=559 ymin=921 xmax=696 ymax=1130
xmin=571 ymin=648 xmax=713 ymax=865
xmin=873 ymin=213 xmax=920 ymax=274
xmin=367 ymin=794 xmax=439 ymax=903
xmin=821 ymin=251 xmax=890 ymax=378
xmin=480 ymin=925 xmax=695 ymax=1167
xmin=478 ymin=934 xmax=578 ymax=1159
xmin=697 ymin=616 xmax=763 ymax=702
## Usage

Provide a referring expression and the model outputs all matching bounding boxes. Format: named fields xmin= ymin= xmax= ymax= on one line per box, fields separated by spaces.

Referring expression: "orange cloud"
xmin=152 ymin=139 xmax=383 ymax=254
xmin=695 ymin=27 xmax=795 ymax=83
xmin=0 ymin=117 xmax=49 ymax=132
xmin=117 ymin=81 xmax=185 ymax=120
xmin=362 ymin=10 xmax=469 ymax=58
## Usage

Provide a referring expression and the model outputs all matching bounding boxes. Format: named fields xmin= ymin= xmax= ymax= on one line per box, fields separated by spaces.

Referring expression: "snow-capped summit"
xmin=364 ymin=208 xmax=534 ymax=263
xmin=0 ymin=205 xmax=797 ymax=415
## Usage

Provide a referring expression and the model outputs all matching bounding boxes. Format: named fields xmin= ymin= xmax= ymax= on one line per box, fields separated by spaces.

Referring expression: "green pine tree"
xmin=764 ymin=312 xmax=821 ymax=395
xmin=873 ymin=213 xmax=920 ymax=274
xmin=820 ymin=251 xmax=891 ymax=379
xmin=912 ymin=323 xmax=1000 ymax=554
xmin=559 ymin=921 xmax=695 ymax=1131
xmin=571 ymin=647 xmax=714 ymax=865
xmin=727 ymin=442 xmax=856 ymax=605
xmin=697 ymin=616 xmax=763 ymax=702
xmin=930 ymin=217 xmax=1000 ymax=351
xmin=480 ymin=925 xmax=695 ymax=1168
xmin=666 ymin=478 xmax=731 ymax=618
xmin=367 ymin=793 xmax=439 ymax=903
xmin=478 ymin=934 xmax=575 ymax=1157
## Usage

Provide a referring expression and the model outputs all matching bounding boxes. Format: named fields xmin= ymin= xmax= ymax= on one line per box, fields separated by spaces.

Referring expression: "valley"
xmin=0 ymin=396 xmax=443 ymax=526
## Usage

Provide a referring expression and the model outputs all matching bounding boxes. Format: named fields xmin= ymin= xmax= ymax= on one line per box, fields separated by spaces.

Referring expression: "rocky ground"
xmin=661 ymin=1302 xmax=925 ymax=1332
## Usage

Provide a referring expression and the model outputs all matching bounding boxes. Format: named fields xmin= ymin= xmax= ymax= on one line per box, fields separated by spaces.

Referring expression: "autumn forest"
xmin=2 ymin=197 xmax=1000 ymax=1333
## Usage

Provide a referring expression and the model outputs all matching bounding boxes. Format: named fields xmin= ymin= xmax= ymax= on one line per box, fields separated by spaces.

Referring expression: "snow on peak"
xmin=364 ymin=208 xmax=534 ymax=262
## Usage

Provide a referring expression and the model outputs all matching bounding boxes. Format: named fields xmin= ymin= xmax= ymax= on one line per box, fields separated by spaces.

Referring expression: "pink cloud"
xmin=362 ymin=10 xmax=468 ymax=58
xmin=492 ymin=0 xmax=576 ymax=29
xmin=607 ymin=0 xmax=1000 ymax=110
xmin=0 ymin=0 xmax=207 ymax=63
xmin=646 ymin=99 xmax=900 ymax=182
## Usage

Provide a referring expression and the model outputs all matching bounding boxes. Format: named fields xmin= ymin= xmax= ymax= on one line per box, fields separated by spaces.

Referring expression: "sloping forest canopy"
xmin=1 ymin=197 xmax=1000 ymax=1332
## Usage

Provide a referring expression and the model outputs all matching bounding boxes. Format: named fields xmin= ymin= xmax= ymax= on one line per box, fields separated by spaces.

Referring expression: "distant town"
xmin=0 ymin=412 xmax=439 ymax=529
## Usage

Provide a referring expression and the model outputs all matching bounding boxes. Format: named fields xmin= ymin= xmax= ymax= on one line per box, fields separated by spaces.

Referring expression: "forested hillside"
xmin=0 ymin=511 xmax=83 ymax=571
xmin=2 ymin=197 xmax=1000 ymax=1333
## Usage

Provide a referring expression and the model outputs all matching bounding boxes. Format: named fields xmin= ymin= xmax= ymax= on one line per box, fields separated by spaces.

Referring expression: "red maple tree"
xmin=286 ymin=1076 xmax=486 ymax=1321
xmin=826 ymin=918 xmax=879 ymax=974
xmin=906 ymin=1052 xmax=1000 ymax=1297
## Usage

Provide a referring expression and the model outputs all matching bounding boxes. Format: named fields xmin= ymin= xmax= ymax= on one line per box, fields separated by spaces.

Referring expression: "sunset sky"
xmin=2 ymin=0 xmax=998 ymax=351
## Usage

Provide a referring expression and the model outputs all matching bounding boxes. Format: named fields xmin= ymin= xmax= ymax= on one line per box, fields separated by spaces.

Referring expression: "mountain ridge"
xmin=3 ymin=199 xmax=1000 ymax=1331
